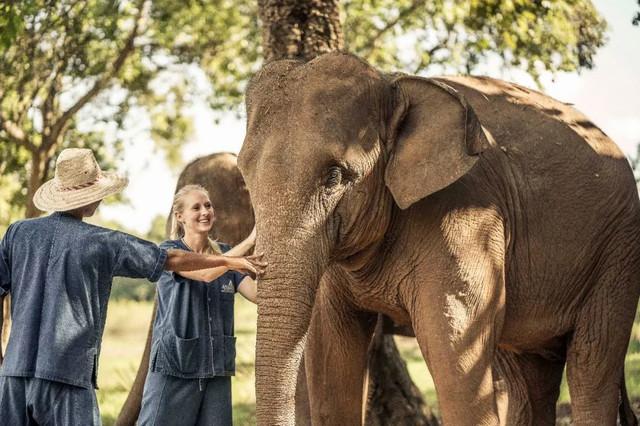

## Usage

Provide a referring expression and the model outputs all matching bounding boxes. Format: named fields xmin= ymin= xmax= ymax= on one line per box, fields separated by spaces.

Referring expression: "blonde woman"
xmin=139 ymin=184 xmax=258 ymax=426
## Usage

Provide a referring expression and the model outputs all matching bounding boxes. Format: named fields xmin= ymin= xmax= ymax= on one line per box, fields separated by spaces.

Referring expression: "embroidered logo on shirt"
xmin=221 ymin=280 xmax=235 ymax=294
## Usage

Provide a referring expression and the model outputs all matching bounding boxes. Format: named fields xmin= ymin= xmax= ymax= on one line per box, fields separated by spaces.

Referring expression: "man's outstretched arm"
xmin=164 ymin=249 xmax=265 ymax=278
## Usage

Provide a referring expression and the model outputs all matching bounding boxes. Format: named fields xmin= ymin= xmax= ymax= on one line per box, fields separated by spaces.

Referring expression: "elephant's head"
xmin=238 ymin=52 xmax=492 ymax=424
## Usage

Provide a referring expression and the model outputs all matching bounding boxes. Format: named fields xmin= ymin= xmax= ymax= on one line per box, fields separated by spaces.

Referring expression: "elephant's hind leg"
xmin=566 ymin=241 xmax=640 ymax=426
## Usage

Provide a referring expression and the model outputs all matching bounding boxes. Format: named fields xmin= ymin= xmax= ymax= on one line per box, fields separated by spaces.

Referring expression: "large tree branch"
xmin=41 ymin=73 xmax=62 ymax=141
xmin=46 ymin=1 xmax=146 ymax=149
xmin=360 ymin=0 xmax=425 ymax=55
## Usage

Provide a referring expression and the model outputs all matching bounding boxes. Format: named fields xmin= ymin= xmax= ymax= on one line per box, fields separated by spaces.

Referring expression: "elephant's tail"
xmin=619 ymin=367 xmax=638 ymax=426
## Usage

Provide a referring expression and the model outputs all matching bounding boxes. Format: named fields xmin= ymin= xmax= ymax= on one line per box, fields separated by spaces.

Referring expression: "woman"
xmin=139 ymin=184 xmax=258 ymax=425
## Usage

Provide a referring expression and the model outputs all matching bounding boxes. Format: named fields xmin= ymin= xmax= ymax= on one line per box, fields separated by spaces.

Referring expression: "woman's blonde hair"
xmin=170 ymin=184 xmax=222 ymax=254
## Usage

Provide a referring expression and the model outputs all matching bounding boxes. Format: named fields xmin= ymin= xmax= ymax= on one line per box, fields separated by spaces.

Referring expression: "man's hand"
xmin=225 ymin=253 xmax=266 ymax=279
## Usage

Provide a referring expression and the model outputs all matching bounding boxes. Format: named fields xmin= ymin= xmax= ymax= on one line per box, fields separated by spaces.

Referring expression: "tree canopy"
xmin=0 ymin=0 xmax=607 ymax=221
xmin=344 ymin=0 xmax=606 ymax=80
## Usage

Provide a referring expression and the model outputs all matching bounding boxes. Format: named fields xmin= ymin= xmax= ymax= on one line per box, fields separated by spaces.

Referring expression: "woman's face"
xmin=176 ymin=190 xmax=215 ymax=236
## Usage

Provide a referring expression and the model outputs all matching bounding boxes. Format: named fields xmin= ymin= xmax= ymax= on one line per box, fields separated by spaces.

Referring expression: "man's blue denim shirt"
xmin=0 ymin=212 xmax=167 ymax=389
xmin=149 ymin=239 xmax=244 ymax=379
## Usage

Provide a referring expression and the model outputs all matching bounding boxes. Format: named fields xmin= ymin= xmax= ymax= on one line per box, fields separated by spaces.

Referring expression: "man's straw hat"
xmin=33 ymin=148 xmax=128 ymax=212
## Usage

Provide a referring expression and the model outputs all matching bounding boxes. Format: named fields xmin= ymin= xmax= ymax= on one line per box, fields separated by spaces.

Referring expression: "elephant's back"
xmin=435 ymin=75 xmax=625 ymax=167
xmin=436 ymin=75 xmax=635 ymax=201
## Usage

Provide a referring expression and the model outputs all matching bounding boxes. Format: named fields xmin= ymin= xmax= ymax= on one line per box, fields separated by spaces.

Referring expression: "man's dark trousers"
xmin=0 ymin=376 xmax=100 ymax=425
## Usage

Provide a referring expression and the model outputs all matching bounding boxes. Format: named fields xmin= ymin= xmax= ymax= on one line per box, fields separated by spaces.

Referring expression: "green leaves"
xmin=344 ymin=0 xmax=607 ymax=81
xmin=0 ymin=0 xmax=608 ymax=222
xmin=0 ymin=1 xmax=37 ymax=51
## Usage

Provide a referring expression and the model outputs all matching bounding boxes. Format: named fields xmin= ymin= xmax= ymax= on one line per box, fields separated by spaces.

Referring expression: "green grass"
xmin=99 ymin=299 xmax=640 ymax=424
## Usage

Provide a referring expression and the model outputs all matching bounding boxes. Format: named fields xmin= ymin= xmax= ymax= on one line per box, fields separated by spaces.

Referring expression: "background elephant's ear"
xmin=384 ymin=76 xmax=494 ymax=210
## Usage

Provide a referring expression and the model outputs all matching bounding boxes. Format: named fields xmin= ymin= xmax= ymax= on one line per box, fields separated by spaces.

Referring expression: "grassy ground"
xmin=99 ymin=298 xmax=640 ymax=424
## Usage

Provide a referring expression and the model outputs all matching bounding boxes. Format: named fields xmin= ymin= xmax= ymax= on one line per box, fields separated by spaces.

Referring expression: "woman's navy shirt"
xmin=0 ymin=212 xmax=167 ymax=389
xmin=150 ymin=239 xmax=245 ymax=379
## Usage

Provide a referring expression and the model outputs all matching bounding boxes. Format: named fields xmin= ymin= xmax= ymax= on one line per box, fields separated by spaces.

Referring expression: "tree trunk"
xmin=256 ymin=1 xmax=431 ymax=424
xmin=365 ymin=316 xmax=438 ymax=426
xmin=258 ymin=0 xmax=343 ymax=62
xmin=0 ymin=296 xmax=5 ymax=363
xmin=25 ymin=149 xmax=48 ymax=219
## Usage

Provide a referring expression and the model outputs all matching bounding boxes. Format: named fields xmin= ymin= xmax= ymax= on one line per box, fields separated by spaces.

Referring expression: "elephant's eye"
xmin=325 ymin=166 xmax=343 ymax=189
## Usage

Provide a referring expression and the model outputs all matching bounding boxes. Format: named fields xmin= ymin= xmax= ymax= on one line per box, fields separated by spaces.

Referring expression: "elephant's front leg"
xmin=305 ymin=272 xmax=377 ymax=425
xmin=412 ymin=270 xmax=505 ymax=426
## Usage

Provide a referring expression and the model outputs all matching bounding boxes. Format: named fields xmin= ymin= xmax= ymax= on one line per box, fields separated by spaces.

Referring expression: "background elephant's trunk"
xmin=254 ymin=237 xmax=325 ymax=426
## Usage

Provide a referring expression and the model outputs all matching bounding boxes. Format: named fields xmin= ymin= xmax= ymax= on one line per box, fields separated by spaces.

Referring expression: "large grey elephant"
xmin=238 ymin=52 xmax=640 ymax=426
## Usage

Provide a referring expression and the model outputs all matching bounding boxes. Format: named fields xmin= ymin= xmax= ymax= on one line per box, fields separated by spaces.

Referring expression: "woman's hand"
xmin=222 ymin=226 xmax=257 ymax=257
xmin=248 ymin=226 xmax=257 ymax=245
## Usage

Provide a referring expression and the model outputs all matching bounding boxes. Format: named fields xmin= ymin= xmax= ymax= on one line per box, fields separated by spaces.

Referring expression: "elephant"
xmin=237 ymin=52 xmax=640 ymax=426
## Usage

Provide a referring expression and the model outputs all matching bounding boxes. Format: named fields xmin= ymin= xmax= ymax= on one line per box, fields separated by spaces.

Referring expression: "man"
xmin=0 ymin=148 xmax=264 ymax=425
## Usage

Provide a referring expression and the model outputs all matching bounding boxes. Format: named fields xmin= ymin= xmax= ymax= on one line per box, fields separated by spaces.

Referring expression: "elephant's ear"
xmin=384 ymin=76 xmax=494 ymax=209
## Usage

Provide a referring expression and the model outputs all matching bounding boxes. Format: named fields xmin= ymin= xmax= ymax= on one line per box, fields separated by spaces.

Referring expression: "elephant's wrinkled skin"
xmin=238 ymin=53 xmax=640 ymax=426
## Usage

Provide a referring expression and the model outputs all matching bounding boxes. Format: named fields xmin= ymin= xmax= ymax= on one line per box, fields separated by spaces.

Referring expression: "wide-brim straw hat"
xmin=33 ymin=148 xmax=128 ymax=212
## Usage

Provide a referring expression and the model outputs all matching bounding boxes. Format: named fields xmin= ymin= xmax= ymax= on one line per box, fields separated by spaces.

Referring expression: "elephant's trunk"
xmin=254 ymin=236 xmax=324 ymax=426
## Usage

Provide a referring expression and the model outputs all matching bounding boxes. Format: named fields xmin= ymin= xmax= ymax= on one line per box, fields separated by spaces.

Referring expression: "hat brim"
xmin=33 ymin=172 xmax=129 ymax=212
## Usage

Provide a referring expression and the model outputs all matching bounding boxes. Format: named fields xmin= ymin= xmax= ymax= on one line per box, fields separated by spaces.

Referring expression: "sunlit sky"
xmin=99 ymin=0 xmax=640 ymax=235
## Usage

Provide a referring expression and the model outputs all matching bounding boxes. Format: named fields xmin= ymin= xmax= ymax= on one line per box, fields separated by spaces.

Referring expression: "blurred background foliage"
xmin=1 ymin=0 xmax=607 ymax=223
